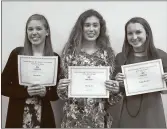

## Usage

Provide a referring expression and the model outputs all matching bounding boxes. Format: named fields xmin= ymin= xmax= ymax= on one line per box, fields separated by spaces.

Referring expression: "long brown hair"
xmin=23 ymin=14 xmax=54 ymax=56
xmin=61 ymin=9 xmax=113 ymax=58
xmin=122 ymin=17 xmax=159 ymax=60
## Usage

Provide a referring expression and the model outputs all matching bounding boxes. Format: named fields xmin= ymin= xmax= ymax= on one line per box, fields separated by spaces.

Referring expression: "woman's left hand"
xmin=105 ymin=80 xmax=120 ymax=94
xmin=162 ymin=72 xmax=167 ymax=82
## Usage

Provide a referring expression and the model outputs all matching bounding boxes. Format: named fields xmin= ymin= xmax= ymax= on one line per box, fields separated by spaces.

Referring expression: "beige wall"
xmin=1 ymin=1 xmax=167 ymax=127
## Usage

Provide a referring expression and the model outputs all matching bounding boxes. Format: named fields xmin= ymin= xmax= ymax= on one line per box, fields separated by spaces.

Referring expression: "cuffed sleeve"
xmin=43 ymin=53 xmax=61 ymax=101
xmin=107 ymin=92 xmax=123 ymax=105
xmin=57 ymin=86 xmax=68 ymax=100
xmin=107 ymin=51 xmax=124 ymax=106
xmin=1 ymin=47 xmax=30 ymax=99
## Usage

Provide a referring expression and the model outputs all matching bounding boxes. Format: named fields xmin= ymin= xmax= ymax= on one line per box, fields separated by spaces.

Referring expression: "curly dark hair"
xmin=62 ymin=9 xmax=113 ymax=57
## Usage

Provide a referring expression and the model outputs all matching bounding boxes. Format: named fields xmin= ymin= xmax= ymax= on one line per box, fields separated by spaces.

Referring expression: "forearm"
xmin=107 ymin=91 xmax=123 ymax=106
xmin=57 ymin=87 xmax=68 ymax=100
xmin=1 ymin=82 xmax=30 ymax=99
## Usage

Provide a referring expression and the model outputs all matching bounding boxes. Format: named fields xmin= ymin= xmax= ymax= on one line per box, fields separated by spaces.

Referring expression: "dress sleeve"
xmin=158 ymin=49 xmax=167 ymax=72
xmin=57 ymin=54 xmax=72 ymax=100
xmin=1 ymin=47 xmax=30 ymax=99
xmin=43 ymin=54 xmax=61 ymax=101
xmin=105 ymin=49 xmax=123 ymax=105
xmin=157 ymin=49 xmax=167 ymax=94
xmin=104 ymin=47 xmax=115 ymax=79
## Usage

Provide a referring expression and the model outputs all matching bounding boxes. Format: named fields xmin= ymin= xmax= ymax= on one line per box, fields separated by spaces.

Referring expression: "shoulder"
xmin=115 ymin=52 xmax=126 ymax=65
xmin=9 ymin=47 xmax=24 ymax=58
xmin=156 ymin=48 xmax=167 ymax=72
xmin=11 ymin=47 xmax=24 ymax=55
xmin=156 ymin=48 xmax=167 ymax=58
xmin=115 ymin=52 xmax=124 ymax=60
xmin=53 ymin=52 xmax=60 ymax=57
xmin=5 ymin=47 xmax=23 ymax=64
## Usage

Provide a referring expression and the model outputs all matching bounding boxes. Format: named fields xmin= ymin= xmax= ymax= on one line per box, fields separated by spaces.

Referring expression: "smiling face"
xmin=27 ymin=20 xmax=48 ymax=46
xmin=83 ymin=16 xmax=100 ymax=42
xmin=127 ymin=23 xmax=147 ymax=48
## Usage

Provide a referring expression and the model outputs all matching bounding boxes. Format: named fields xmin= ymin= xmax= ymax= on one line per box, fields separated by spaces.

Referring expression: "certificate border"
xmin=122 ymin=59 xmax=167 ymax=96
xmin=68 ymin=66 xmax=110 ymax=98
xmin=18 ymin=55 xmax=58 ymax=86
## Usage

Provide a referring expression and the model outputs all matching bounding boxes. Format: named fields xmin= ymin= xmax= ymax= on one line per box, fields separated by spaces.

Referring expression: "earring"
xmin=46 ymin=33 xmax=49 ymax=36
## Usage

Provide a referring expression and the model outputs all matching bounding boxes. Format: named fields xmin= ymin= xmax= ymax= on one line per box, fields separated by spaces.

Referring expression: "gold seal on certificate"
xmin=18 ymin=55 xmax=58 ymax=86
xmin=68 ymin=66 xmax=110 ymax=98
xmin=121 ymin=59 xmax=167 ymax=96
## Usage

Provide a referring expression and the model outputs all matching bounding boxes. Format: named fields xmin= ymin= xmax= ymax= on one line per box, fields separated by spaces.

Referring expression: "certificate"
xmin=121 ymin=59 xmax=167 ymax=96
xmin=18 ymin=55 xmax=58 ymax=86
xmin=68 ymin=66 xmax=110 ymax=98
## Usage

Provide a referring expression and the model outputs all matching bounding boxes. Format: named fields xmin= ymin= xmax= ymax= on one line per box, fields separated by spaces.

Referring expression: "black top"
xmin=2 ymin=47 xmax=61 ymax=128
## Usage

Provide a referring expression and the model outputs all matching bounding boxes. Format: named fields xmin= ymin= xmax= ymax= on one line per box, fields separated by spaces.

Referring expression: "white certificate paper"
xmin=68 ymin=66 xmax=110 ymax=98
xmin=121 ymin=59 xmax=167 ymax=96
xmin=18 ymin=55 xmax=58 ymax=86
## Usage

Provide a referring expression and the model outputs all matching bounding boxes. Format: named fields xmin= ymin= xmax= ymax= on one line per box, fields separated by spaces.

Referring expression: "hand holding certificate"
xmin=18 ymin=55 xmax=58 ymax=86
xmin=121 ymin=59 xmax=167 ymax=96
xmin=68 ymin=66 xmax=110 ymax=98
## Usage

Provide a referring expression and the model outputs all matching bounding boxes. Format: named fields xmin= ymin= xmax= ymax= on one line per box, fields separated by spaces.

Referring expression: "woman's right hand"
xmin=57 ymin=79 xmax=71 ymax=91
xmin=115 ymin=72 xmax=125 ymax=86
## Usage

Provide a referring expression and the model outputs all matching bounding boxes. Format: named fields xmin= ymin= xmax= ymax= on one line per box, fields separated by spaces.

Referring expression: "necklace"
xmin=134 ymin=50 xmax=145 ymax=53
xmin=134 ymin=51 xmax=147 ymax=57
xmin=125 ymin=95 xmax=143 ymax=117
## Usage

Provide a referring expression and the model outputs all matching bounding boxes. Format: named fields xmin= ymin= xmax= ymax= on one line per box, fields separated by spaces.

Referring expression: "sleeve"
xmin=112 ymin=53 xmax=124 ymax=78
xmin=105 ymin=47 xmax=116 ymax=80
xmin=114 ymin=53 xmax=126 ymax=93
xmin=1 ymin=47 xmax=30 ymax=99
xmin=59 ymin=53 xmax=72 ymax=79
xmin=43 ymin=54 xmax=61 ymax=101
xmin=157 ymin=49 xmax=167 ymax=72
xmin=105 ymin=49 xmax=123 ymax=105
xmin=157 ymin=49 xmax=167 ymax=94
xmin=57 ymin=54 xmax=72 ymax=100
xmin=57 ymin=85 xmax=68 ymax=100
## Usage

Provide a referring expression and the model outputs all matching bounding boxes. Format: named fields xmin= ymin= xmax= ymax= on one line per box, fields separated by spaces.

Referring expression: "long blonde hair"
xmin=23 ymin=14 xmax=54 ymax=56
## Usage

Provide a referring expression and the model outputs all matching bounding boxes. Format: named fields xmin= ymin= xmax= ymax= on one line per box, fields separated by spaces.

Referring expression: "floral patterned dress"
xmin=22 ymin=97 xmax=42 ymax=128
xmin=57 ymin=48 xmax=122 ymax=128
